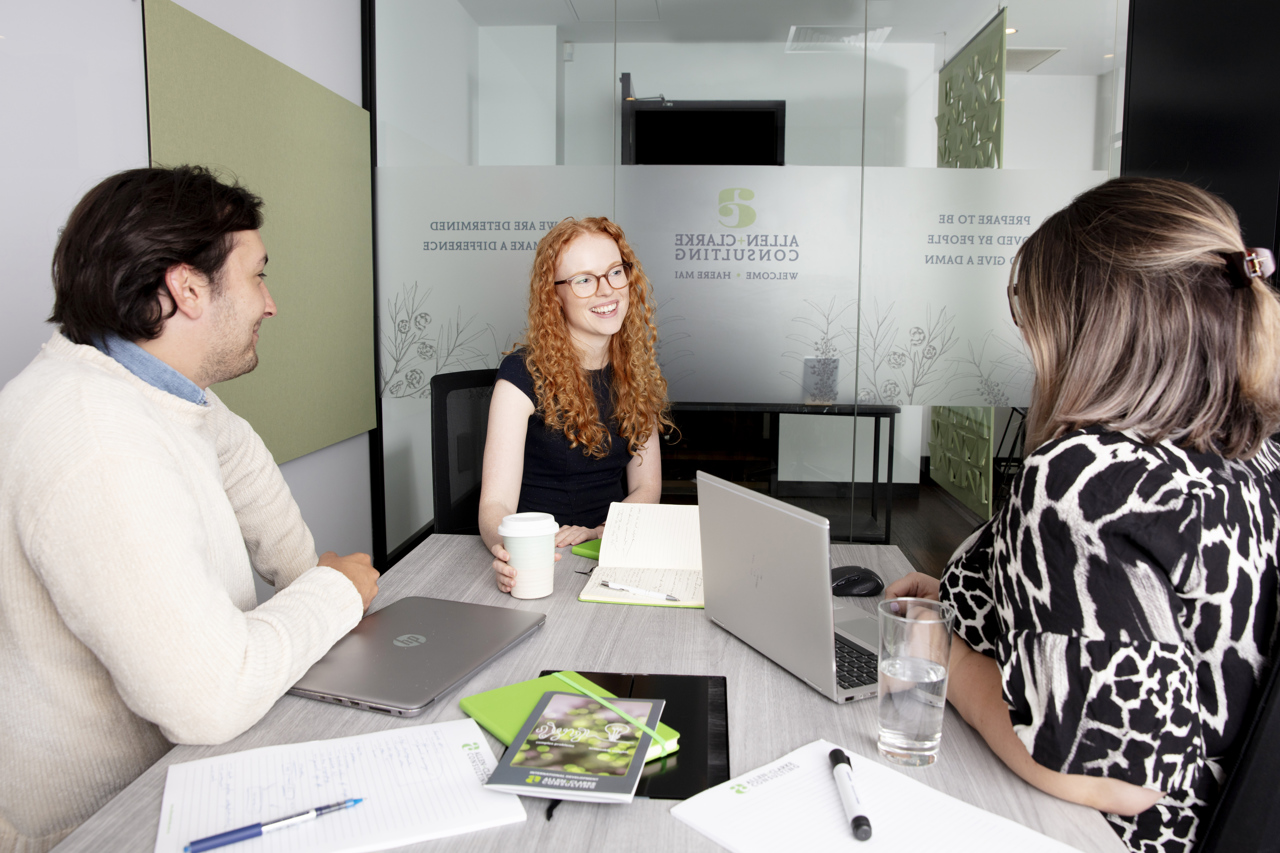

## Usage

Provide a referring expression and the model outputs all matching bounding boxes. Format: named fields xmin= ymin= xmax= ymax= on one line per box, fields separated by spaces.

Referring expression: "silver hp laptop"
xmin=697 ymin=471 xmax=881 ymax=703
xmin=289 ymin=596 xmax=546 ymax=716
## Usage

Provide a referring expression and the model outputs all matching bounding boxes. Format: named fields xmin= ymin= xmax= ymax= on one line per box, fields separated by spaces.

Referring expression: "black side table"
xmin=669 ymin=402 xmax=899 ymax=544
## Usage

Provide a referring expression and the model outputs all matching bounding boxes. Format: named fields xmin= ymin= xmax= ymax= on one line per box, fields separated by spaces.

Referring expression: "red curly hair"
xmin=515 ymin=217 xmax=673 ymax=458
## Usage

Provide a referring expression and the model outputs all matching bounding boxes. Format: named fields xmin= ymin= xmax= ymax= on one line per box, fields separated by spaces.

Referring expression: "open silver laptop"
xmin=696 ymin=471 xmax=880 ymax=703
xmin=289 ymin=596 xmax=546 ymax=716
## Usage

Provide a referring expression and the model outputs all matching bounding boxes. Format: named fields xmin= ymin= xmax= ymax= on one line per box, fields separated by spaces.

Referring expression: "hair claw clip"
xmin=1219 ymin=248 xmax=1276 ymax=288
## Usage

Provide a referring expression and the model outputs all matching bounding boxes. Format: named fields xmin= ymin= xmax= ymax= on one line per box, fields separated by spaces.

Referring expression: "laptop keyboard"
xmin=835 ymin=635 xmax=879 ymax=690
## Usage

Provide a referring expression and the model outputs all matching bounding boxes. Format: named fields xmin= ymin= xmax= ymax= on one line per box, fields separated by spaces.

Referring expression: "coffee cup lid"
xmin=498 ymin=512 xmax=559 ymax=538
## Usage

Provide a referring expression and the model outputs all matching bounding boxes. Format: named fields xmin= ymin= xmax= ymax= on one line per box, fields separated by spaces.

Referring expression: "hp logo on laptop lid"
xmin=393 ymin=634 xmax=427 ymax=647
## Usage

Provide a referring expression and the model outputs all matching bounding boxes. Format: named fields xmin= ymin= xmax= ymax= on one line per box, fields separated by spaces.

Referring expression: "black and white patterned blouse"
xmin=940 ymin=427 xmax=1280 ymax=853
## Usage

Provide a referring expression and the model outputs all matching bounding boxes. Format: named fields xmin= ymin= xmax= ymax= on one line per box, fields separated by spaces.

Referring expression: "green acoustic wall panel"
xmin=144 ymin=0 xmax=376 ymax=463
xmin=929 ymin=405 xmax=994 ymax=520
xmin=936 ymin=9 xmax=1006 ymax=169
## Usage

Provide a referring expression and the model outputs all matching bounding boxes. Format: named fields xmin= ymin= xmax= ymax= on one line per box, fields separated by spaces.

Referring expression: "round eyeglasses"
xmin=554 ymin=262 xmax=632 ymax=298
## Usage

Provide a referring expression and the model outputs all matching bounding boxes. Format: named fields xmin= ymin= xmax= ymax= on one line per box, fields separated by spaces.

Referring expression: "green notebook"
xmin=460 ymin=671 xmax=679 ymax=762
xmin=571 ymin=538 xmax=602 ymax=560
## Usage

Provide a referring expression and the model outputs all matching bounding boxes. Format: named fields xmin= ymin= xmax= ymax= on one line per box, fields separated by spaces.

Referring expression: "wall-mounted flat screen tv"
xmin=622 ymin=100 xmax=786 ymax=166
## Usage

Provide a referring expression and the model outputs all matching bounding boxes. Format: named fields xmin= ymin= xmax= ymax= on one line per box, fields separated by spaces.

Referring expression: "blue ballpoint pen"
xmin=184 ymin=798 xmax=363 ymax=853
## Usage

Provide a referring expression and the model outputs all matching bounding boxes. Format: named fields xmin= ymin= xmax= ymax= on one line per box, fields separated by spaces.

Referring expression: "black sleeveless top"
xmin=496 ymin=350 xmax=629 ymax=528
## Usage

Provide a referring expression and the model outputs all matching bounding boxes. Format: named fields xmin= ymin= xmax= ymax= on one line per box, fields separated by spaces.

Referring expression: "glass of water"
xmin=876 ymin=597 xmax=955 ymax=766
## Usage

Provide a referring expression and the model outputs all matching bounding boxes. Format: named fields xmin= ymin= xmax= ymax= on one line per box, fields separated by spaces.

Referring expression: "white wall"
xmin=864 ymin=45 xmax=938 ymax=168
xmin=2 ymin=2 xmax=375 ymax=601
xmin=478 ymin=26 xmax=558 ymax=165
xmin=1003 ymin=74 xmax=1099 ymax=171
xmin=0 ymin=1 xmax=149 ymax=387
xmin=562 ymin=41 xmax=616 ymax=167
xmin=376 ymin=0 xmax=479 ymax=168
xmin=170 ymin=0 xmax=362 ymax=106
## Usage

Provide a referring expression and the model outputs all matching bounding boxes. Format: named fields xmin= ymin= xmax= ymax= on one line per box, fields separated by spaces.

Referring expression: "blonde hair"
xmin=515 ymin=217 xmax=673 ymax=458
xmin=1015 ymin=177 xmax=1280 ymax=459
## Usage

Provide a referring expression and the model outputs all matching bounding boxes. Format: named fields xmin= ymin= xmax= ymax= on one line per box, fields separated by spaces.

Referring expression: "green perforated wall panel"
xmin=929 ymin=405 xmax=994 ymax=520
xmin=936 ymin=9 xmax=1006 ymax=169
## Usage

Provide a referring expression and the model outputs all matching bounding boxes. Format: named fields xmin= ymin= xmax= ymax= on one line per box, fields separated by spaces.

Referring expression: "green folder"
xmin=460 ymin=670 xmax=679 ymax=762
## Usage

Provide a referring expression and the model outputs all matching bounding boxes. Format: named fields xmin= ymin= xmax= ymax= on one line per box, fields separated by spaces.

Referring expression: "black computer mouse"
xmin=830 ymin=565 xmax=884 ymax=597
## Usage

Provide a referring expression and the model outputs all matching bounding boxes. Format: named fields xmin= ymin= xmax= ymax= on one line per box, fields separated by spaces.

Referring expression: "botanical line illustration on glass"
xmin=380 ymin=282 xmax=506 ymax=398
xmin=946 ymin=330 xmax=1031 ymax=407
xmin=654 ymin=296 xmax=695 ymax=386
xmin=781 ymin=297 xmax=855 ymax=403
xmin=857 ymin=301 xmax=958 ymax=405
xmin=774 ymin=296 xmax=1031 ymax=406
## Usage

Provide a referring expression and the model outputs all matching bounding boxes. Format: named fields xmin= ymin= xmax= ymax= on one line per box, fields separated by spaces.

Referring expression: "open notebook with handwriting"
xmin=577 ymin=503 xmax=704 ymax=608
xmin=152 ymin=718 xmax=524 ymax=853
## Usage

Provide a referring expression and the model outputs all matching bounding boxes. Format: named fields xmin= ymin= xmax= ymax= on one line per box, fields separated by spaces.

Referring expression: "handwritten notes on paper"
xmin=153 ymin=718 xmax=524 ymax=853
xmin=579 ymin=503 xmax=704 ymax=608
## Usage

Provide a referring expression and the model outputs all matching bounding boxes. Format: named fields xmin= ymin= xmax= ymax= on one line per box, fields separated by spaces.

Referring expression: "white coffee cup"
xmin=498 ymin=512 xmax=559 ymax=599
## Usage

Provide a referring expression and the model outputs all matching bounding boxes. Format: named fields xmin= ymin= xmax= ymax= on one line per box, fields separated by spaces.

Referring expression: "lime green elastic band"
xmin=552 ymin=671 xmax=668 ymax=750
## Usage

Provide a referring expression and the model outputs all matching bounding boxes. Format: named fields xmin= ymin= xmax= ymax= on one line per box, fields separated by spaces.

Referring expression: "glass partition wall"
xmin=373 ymin=0 xmax=1129 ymax=559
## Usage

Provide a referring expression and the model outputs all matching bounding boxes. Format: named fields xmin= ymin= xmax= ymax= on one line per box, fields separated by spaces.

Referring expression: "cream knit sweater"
xmin=0 ymin=334 xmax=365 ymax=853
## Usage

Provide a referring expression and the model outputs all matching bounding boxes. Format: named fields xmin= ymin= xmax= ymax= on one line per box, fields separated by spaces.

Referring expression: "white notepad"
xmin=671 ymin=739 xmax=1081 ymax=852
xmin=153 ymin=718 xmax=524 ymax=853
xmin=577 ymin=503 xmax=704 ymax=608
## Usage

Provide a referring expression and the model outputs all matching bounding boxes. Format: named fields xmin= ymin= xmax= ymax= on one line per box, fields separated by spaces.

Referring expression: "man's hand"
xmin=319 ymin=551 xmax=379 ymax=611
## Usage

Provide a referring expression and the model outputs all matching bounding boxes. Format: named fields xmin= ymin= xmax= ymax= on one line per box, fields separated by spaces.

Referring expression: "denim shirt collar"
xmin=93 ymin=333 xmax=208 ymax=406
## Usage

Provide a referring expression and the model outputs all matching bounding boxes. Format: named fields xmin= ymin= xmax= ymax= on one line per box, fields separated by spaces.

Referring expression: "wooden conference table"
xmin=55 ymin=535 xmax=1124 ymax=853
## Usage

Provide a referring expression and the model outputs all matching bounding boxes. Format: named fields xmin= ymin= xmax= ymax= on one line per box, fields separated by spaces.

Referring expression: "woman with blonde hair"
xmin=887 ymin=177 xmax=1280 ymax=853
xmin=480 ymin=217 xmax=673 ymax=592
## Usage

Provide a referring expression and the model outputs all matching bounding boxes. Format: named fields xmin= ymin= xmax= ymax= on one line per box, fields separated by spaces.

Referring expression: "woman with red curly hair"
xmin=479 ymin=217 xmax=674 ymax=592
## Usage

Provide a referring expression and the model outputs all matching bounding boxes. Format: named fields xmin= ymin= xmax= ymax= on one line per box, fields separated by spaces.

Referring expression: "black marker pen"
xmin=829 ymin=748 xmax=872 ymax=841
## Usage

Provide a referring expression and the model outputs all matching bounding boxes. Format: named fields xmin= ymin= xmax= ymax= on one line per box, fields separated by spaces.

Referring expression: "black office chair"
xmin=430 ymin=368 xmax=498 ymax=535
xmin=1194 ymin=630 xmax=1280 ymax=852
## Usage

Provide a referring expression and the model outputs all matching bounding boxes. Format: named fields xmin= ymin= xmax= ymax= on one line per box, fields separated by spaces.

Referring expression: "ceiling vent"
xmin=1006 ymin=48 xmax=1061 ymax=72
xmin=785 ymin=25 xmax=892 ymax=53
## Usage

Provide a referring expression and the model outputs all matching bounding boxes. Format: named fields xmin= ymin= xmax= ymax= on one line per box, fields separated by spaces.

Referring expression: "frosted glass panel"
xmin=377 ymin=166 xmax=612 ymax=548
xmin=616 ymin=166 xmax=860 ymax=402
xmin=856 ymin=167 xmax=1108 ymax=407
xmin=373 ymin=0 xmax=1128 ymax=554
